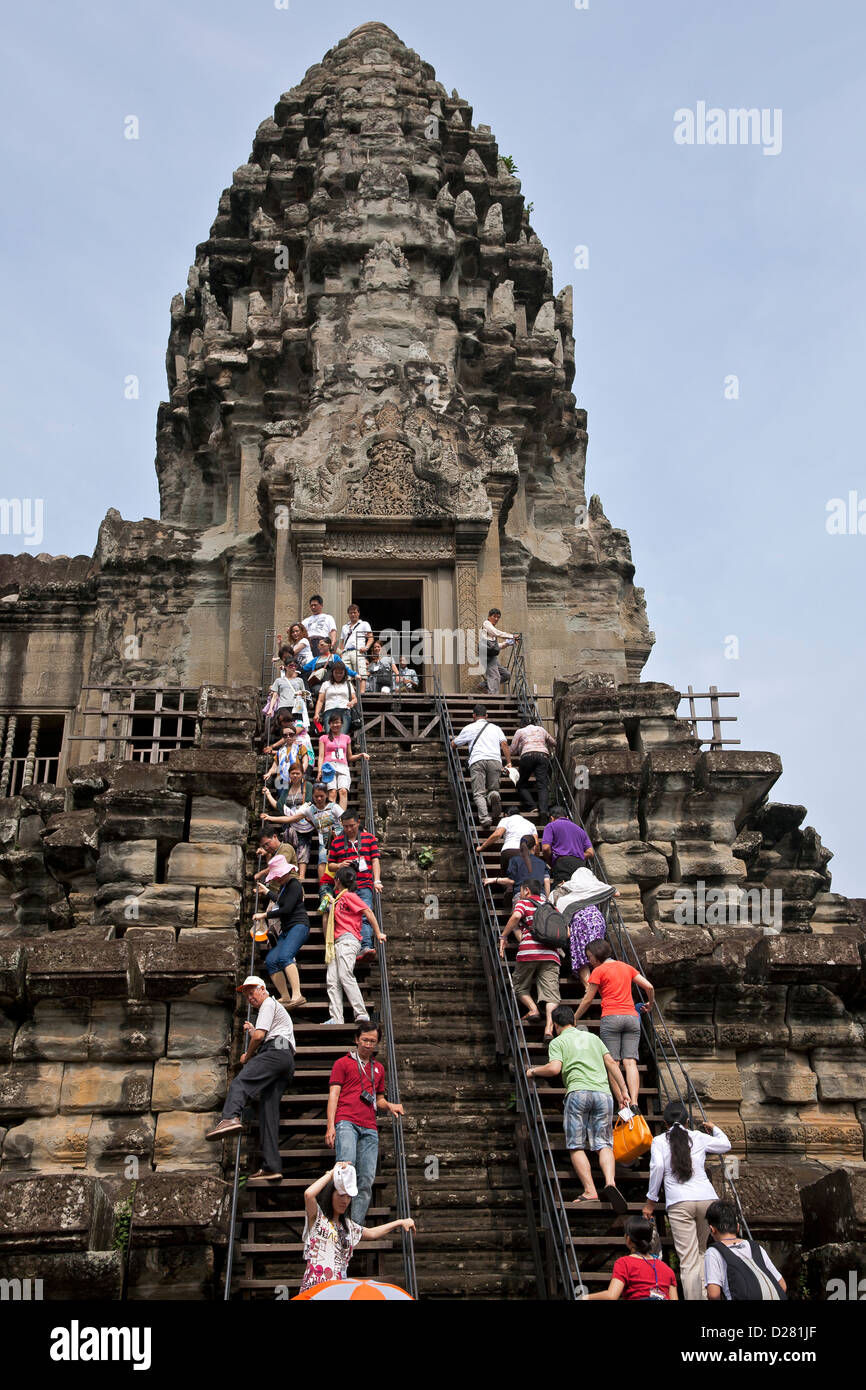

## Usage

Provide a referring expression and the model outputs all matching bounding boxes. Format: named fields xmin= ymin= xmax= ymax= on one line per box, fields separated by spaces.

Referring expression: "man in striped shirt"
xmin=499 ymin=878 xmax=562 ymax=1040
xmin=327 ymin=814 xmax=383 ymax=962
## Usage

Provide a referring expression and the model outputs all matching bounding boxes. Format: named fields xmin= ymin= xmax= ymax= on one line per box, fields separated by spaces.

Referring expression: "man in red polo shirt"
xmin=326 ymin=1020 xmax=405 ymax=1225
xmin=327 ymin=812 xmax=383 ymax=961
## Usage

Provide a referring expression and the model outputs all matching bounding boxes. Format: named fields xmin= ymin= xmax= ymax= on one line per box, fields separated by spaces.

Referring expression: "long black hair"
xmin=519 ymin=834 xmax=535 ymax=881
xmin=317 ymin=1179 xmax=350 ymax=1230
xmin=663 ymin=1100 xmax=693 ymax=1183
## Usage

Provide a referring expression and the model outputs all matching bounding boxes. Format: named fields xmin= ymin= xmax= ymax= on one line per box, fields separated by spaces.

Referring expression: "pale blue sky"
xmin=1 ymin=1 xmax=863 ymax=895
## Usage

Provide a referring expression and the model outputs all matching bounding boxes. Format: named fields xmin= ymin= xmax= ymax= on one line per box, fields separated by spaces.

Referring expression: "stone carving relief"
xmin=322 ymin=533 xmax=454 ymax=561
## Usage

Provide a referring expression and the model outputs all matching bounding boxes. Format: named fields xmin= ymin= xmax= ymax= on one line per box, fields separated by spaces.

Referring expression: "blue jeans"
xmin=335 ymin=1119 xmax=379 ymax=1226
xmin=357 ymin=886 xmax=374 ymax=951
xmin=264 ymin=921 xmax=310 ymax=972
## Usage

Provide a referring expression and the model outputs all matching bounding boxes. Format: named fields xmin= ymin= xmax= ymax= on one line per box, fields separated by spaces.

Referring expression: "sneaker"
xmin=355 ymin=1015 xmax=371 ymax=1024
xmin=205 ymin=1118 xmax=244 ymax=1142
xmin=488 ymin=795 xmax=502 ymax=822
xmin=356 ymin=948 xmax=377 ymax=963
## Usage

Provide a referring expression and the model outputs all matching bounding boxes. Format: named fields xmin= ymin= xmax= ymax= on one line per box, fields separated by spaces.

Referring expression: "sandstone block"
xmin=88 ymin=1001 xmax=166 ymax=1061
xmin=167 ymin=843 xmax=243 ymax=888
xmin=60 ymin=1062 xmax=152 ymax=1115
xmin=746 ymin=935 xmax=861 ymax=987
xmin=800 ymin=1106 xmax=864 ymax=1159
xmin=126 ymin=935 xmax=239 ymax=1002
xmin=151 ymin=1059 xmax=227 ymax=1112
xmin=0 ymin=1061 xmax=64 ymax=1117
xmin=86 ymin=1115 xmax=155 ymax=1172
xmin=812 ymin=1048 xmax=866 ymax=1103
xmin=13 ymin=1001 xmax=90 ymax=1061
xmin=0 ymin=1173 xmax=114 ymax=1252
xmin=95 ymin=839 xmax=158 ymax=886
xmin=127 ymin=1244 xmax=216 ymax=1300
xmin=188 ymin=797 xmax=248 ymax=844
xmin=153 ymin=1111 xmax=222 ymax=1170
xmin=787 ymin=985 xmax=860 ymax=1048
xmin=196 ymin=887 xmax=241 ymax=929
xmin=1 ymin=1113 xmax=92 ymax=1169
xmin=0 ymin=1249 xmax=124 ymax=1299
xmin=680 ymin=1053 xmax=743 ymax=1103
xmin=130 ymin=1173 xmax=231 ymax=1246
xmin=133 ymin=883 xmax=197 ymax=928
xmin=801 ymin=1169 xmax=866 ymax=1249
xmin=25 ymin=935 xmax=128 ymax=1000
xmin=167 ymin=1002 xmax=231 ymax=1059
xmin=0 ymin=1012 xmax=16 ymax=1061
xmin=738 ymin=1048 xmax=817 ymax=1106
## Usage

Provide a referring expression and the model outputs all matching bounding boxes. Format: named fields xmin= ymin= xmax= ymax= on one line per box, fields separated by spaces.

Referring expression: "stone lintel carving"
xmin=321 ymin=532 xmax=454 ymax=562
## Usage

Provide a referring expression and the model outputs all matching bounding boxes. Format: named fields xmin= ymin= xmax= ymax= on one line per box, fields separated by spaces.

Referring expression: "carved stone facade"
xmin=0 ymin=20 xmax=652 ymax=709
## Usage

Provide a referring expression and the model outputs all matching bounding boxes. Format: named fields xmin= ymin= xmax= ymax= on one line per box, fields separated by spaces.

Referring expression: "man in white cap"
xmin=205 ymin=976 xmax=295 ymax=1182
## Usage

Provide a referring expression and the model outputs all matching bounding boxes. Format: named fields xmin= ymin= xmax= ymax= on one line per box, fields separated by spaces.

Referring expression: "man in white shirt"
xmin=478 ymin=813 xmax=539 ymax=873
xmin=305 ymin=595 xmax=338 ymax=650
xmin=206 ymin=976 xmax=295 ymax=1182
xmin=704 ymin=1200 xmax=787 ymax=1301
xmin=451 ymin=702 xmax=512 ymax=830
xmin=480 ymin=608 xmax=518 ymax=694
xmin=339 ymin=603 xmax=373 ymax=690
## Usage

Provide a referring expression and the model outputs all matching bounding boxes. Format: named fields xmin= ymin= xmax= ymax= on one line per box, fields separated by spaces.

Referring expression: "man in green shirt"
xmin=527 ymin=1004 xmax=630 ymax=1212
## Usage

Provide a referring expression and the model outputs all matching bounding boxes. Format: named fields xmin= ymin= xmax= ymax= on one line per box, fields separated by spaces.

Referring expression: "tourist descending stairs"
xmin=222 ymin=703 xmax=415 ymax=1300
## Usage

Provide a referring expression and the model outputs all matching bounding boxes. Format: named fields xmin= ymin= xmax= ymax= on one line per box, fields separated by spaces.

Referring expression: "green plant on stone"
xmin=112 ymin=1183 xmax=136 ymax=1257
xmin=501 ymin=154 xmax=518 ymax=175
xmin=417 ymin=846 xmax=435 ymax=871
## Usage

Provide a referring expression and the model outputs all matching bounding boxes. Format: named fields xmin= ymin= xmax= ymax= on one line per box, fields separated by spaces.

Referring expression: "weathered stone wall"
xmin=555 ymin=672 xmax=866 ymax=1256
xmin=0 ymin=687 xmax=258 ymax=1298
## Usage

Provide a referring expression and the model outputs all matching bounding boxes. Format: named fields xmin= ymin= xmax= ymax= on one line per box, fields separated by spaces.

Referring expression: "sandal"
xmin=286 ymin=996 xmax=307 ymax=1011
xmin=250 ymin=1170 xmax=283 ymax=1183
xmin=521 ymin=1012 xmax=542 ymax=1025
xmin=573 ymin=1194 xmax=598 ymax=1204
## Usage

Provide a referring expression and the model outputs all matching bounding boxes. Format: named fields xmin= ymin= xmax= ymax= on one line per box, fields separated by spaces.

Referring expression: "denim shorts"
xmin=564 ymin=1089 xmax=614 ymax=1152
xmin=599 ymin=1013 xmax=641 ymax=1060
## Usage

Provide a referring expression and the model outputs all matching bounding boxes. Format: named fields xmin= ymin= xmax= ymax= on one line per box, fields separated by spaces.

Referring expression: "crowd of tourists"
xmin=204 ymin=598 xmax=781 ymax=1301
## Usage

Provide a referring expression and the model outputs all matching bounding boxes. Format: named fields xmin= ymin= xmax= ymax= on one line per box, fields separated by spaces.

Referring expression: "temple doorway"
xmin=350 ymin=577 xmax=425 ymax=688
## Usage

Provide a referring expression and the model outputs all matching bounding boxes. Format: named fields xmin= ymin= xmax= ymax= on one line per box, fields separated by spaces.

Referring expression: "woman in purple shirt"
xmin=541 ymin=806 xmax=594 ymax=885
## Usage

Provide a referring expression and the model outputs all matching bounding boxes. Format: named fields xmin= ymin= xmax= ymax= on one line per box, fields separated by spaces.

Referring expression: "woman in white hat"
xmin=300 ymin=1165 xmax=415 ymax=1294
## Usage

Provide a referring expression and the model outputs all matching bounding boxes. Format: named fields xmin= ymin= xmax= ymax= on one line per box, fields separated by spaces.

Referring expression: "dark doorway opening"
xmin=351 ymin=578 xmax=425 ymax=689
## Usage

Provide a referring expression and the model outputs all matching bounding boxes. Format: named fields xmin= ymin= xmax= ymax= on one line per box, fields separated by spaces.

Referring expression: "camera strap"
xmin=351 ymin=1050 xmax=377 ymax=1111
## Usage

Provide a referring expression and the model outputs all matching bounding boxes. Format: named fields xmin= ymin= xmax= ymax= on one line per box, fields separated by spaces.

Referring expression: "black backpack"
xmin=530 ymin=901 xmax=571 ymax=948
xmin=707 ymin=1239 xmax=787 ymax=1301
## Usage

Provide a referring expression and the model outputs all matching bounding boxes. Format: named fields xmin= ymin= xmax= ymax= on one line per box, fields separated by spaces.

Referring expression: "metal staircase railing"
xmin=356 ymin=688 xmax=418 ymax=1299
xmin=501 ymin=639 xmax=750 ymax=1234
xmin=432 ymin=666 xmax=583 ymax=1300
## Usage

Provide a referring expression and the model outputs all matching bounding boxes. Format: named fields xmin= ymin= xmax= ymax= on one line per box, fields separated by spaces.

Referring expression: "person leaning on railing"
xmin=642 ymin=1100 xmax=732 ymax=1301
xmin=205 ymin=975 xmax=296 ymax=1183
xmin=480 ymin=608 xmax=519 ymax=695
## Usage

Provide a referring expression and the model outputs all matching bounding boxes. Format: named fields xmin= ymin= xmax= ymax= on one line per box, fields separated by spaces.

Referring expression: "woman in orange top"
xmin=574 ymin=940 xmax=655 ymax=1108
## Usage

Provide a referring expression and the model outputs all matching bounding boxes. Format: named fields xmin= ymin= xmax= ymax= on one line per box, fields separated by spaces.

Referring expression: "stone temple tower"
xmin=0 ymin=22 xmax=863 ymax=1300
xmin=97 ymin=19 xmax=651 ymax=696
